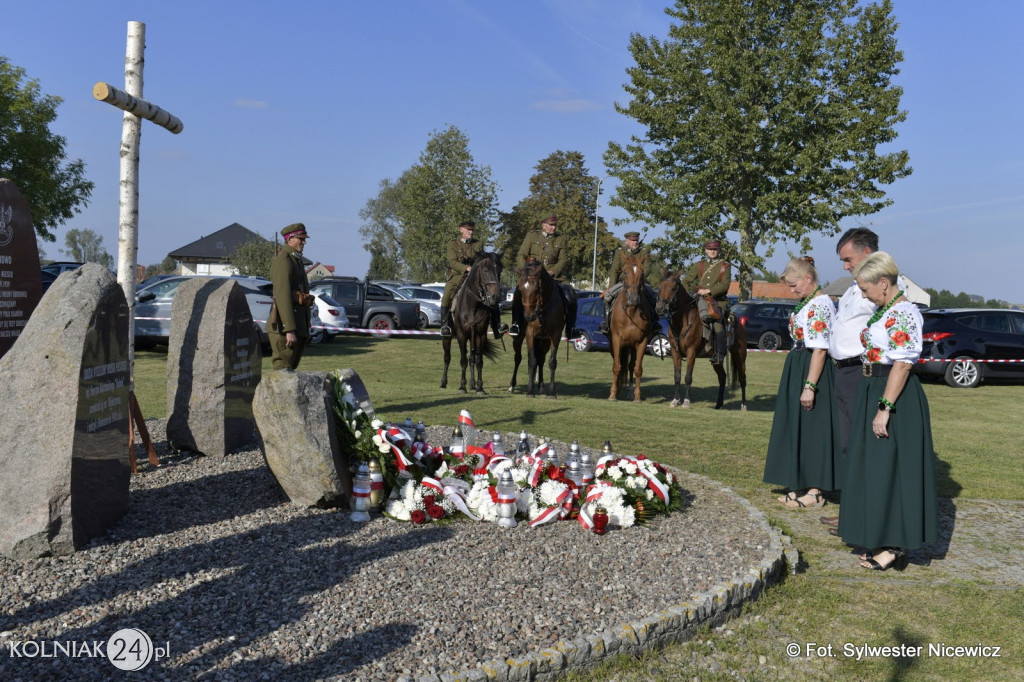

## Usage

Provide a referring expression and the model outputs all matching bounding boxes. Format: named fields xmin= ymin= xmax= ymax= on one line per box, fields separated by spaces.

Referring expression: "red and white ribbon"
xmin=530 ymin=442 xmax=549 ymax=459
xmin=458 ymin=409 xmax=475 ymax=427
xmin=442 ymin=480 xmax=480 ymax=521
xmin=529 ymin=488 xmax=571 ymax=528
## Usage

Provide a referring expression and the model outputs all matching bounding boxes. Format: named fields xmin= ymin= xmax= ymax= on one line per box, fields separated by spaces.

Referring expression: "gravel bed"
xmin=0 ymin=421 xmax=776 ymax=681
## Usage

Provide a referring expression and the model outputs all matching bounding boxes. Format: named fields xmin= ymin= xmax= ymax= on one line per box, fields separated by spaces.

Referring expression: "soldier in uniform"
xmin=510 ymin=214 xmax=575 ymax=336
xmin=681 ymin=239 xmax=731 ymax=363
xmin=597 ymin=231 xmax=657 ymax=334
xmin=440 ymin=221 xmax=483 ymax=337
xmin=267 ymin=223 xmax=313 ymax=370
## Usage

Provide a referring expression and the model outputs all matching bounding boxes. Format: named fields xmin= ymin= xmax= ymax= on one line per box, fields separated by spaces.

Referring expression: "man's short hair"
xmin=836 ymin=227 xmax=878 ymax=254
xmin=458 ymin=221 xmax=475 ymax=229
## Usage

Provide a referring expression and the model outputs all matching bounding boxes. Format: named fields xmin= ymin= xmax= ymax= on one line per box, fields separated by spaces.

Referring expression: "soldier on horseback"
xmin=681 ymin=239 xmax=732 ymax=364
xmin=441 ymin=220 xmax=505 ymax=338
xmin=509 ymin=214 xmax=576 ymax=337
xmin=597 ymin=231 xmax=657 ymax=335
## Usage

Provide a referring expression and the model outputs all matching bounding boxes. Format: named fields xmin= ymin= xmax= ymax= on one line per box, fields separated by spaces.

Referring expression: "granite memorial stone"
xmin=0 ymin=179 xmax=44 ymax=359
xmin=253 ymin=370 xmax=355 ymax=508
xmin=166 ymin=278 xmax=262 ymax=456
xmin=0 ymin=264 xmax=130 ymax=560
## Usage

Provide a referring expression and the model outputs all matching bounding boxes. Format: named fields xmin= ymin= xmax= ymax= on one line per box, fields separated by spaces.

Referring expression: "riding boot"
xmin=597 ymin=301 xmax=611 ymax=335
xmin=711 ymin=324 xmax=727 ymax=364
xmin=492 ymin=308 xmax=508 ymax=336
xmin=439 ymin=306 xmax=452 ymax=338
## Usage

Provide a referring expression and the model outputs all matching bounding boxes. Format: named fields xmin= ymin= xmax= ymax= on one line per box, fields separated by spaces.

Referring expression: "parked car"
xmin=40 ymin=261 xmax=87 ymax=276
xmin=501 ymin=287 xmax=515 ymax=311
xmin=309 ymin=292 xmax=349 ymax=343
xmin=377 ymin=284 xmax=440 ymax=328
xmin=309 ymin=277 xmax=420 ymax=331
xmin=571 ymin=296 xmax=671 ymax=358
xmin=911 ymin=308 xmax=1024 ymax=388
xmin=134 ymin=275 xmax=274 ymax=349
xmin=397 ymin=285 xmax=444 ymax=310
xmin=732 ymin=300 xmax=798 ymax=351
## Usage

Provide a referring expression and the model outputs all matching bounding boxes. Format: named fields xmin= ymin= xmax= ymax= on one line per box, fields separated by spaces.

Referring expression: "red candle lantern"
xmin=592 ymin=506 xmax=609 ymax=535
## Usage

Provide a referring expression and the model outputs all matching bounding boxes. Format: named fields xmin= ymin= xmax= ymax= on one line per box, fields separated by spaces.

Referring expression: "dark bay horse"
xmin=441 ymin=252 xmax=503 ymax=394
xmin=508 ymin=259 xmax=570 ymax=397
xmin=655 ymin=272 xmax=748 ymax=410
xmin=608 ymin=253 xmax=657 ymax=402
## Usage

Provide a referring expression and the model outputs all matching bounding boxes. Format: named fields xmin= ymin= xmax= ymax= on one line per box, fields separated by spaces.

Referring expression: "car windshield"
xmin=318 ymin=293 xmax=343 ymax=306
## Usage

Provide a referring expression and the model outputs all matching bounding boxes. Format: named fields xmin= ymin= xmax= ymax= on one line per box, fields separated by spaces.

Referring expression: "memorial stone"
xmin=166 ymin=278 xmax=262 ymax=456
xmin=253 ymin=370 xmax=354 ymax=508
xmin=0 ymin=179 xmax=44 ymax=359
xmin=0 ymin=264 xmax=130 ymax=560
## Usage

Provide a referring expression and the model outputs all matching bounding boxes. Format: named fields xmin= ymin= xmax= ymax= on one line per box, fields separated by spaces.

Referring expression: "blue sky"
xmin=6 ymin=0 xmax=1022 ymax=302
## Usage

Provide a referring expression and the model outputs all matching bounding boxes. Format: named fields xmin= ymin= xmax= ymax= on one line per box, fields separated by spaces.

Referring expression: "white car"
xmin=310 ymin=292 xmax=349 ymax=343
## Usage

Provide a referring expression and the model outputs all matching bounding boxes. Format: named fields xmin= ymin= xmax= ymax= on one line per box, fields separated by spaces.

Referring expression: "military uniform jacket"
xmin=517 ymin=230 xmax=568 ymax=281
xmin=611 ymin=246 xmax=656 ymax=284
xmin=682 ymin=257 xmax=731 ymax=300
xmin=270 ymin=244 xmax=311 ymax=335
xmin=446 ymin=237 xmax=484 ymax=282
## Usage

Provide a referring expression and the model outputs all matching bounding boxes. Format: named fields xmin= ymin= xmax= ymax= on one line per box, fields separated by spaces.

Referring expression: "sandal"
xmin=777 ymin=491 xmax=799 ymax=505
xmin=783 ymin=490 xmax=825 ymax=509
xmin=860 ymin=548 xmax=907 ymax=572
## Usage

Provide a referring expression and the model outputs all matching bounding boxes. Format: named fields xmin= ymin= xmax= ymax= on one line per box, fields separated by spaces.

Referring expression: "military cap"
xmin=624 ymin=231 xmax=640 ymax=240
xmin=282 ymin=223 xmax=309 ymax=240
xmin=541 ymin=214 xmax=557 ymax=225
xmin=704 ymin=239 xmax=721 ymax=249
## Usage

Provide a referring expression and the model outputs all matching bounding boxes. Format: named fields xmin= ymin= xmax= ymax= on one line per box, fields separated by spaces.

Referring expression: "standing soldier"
xmin=267 ymin=223 xmax=313 ymax=370
xmin=510 ymin=214 xmax=574 ymax=336
xmin=681 ymin=239 xmax=731 ymax=363
xmin=597 ymin=230 xmax=657 ymax=334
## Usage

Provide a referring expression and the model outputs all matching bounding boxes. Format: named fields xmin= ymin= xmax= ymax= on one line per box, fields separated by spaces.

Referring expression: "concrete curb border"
xmin=401 ymin=472 xmax=793 ymax=682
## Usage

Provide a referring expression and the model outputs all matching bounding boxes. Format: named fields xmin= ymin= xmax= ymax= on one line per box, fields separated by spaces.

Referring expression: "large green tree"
xmin=605 ymin=0 xmax=911 ymax=299
xmin=496 ymin=151 xmax=618 ymax=288
xmin=230 ymin=234 xmax=276 ymax=279
xmin=0 ymin=57 xmax=94 ymax=242
xmin=61 ymin=228 xmax=113 ymax=268
xmin=359 ymin=126 xmax=499 ymax=283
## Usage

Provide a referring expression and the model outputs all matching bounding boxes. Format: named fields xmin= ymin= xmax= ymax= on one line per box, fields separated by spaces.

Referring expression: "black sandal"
xmin=860 ymin=548 xmax=907 ymax=572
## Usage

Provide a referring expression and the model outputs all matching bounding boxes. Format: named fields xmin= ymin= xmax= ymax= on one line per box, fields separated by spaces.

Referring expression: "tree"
xmin=605 ymin=0 xmax=911 ymax=300
xmin=230 ymin=235 xmax=275 ymax=278
xmin=61 ymin=228 xmax=113 ymax=268
xmin=495 ymin=151 xmax=619 ymax=288
xmin=0 ymin=57 xmax=94 ymax=242
xmin=144 ymin=255 xmax=178 ymax=279
xmin=359 ymin=126 xmax=500 ymax=282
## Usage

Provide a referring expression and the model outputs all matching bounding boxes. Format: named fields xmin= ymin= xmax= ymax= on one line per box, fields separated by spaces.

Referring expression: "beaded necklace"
xmin=792 ymin=285 xmax=821 ymax=317
xmin=867 ymin=290 xmax=904 ymax=327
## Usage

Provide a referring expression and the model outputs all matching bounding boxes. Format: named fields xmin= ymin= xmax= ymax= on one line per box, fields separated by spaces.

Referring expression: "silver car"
xmin=378 ymin=284 xmax=441 ymax=328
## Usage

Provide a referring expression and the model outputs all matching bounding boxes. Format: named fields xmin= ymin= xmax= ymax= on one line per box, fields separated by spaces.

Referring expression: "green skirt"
xmin=837 ymin=374 xmax=938 ymax=551
xmin=763 ymin=349 xmax=843 ymax=492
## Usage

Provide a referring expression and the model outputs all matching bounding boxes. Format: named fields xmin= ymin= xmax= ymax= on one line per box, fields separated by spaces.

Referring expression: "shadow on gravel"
xmin=3 ymin=514 xmax=451 ymax=679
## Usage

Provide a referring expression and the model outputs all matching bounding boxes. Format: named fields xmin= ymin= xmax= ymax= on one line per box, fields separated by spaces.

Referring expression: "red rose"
xmin=427 ymin=504 xmax=445 ymax=520
xmin=892 ymin=330 xmax=910 ymax=346
xmin=794 ymin=328 xmax=804 ymax=340
xmin=866 ymin=348 xmax=882 ymax=362
xmin=410 ymin=509 xmax=427 ymax=524
xmin=813 ymin=320 xmax=827 ymax=332
xmin=422 ymin=494 xmax=436 ymax=506
xmin=885 ymin=317 xmax=897 ymax=329
xmin=454 ymin=465 xmax=471 ymax=475
xmin=807 ymin=309 xmax=815 ymax=319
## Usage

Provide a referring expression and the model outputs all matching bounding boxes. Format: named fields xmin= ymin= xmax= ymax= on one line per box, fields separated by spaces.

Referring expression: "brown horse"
xmin=441 ymin=252 xmax=503 ymax=394
xmin=508 ymin=259 xmax=569 ymax=397
xmin=608 ymin=253 xmax=657 ymax=401
xmin=655 ymin=272 xmax=748 ymax=410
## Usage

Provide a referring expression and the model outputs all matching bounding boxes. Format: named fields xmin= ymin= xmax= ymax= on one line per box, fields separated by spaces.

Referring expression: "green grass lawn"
xmin=133 ymin=332 xmax=1024 ymax=679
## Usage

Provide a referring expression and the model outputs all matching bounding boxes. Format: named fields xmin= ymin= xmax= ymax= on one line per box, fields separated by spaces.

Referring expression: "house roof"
xmin=306 ymin=262 xmax=335 ymax=275
xmin=823 ymin=275 xmax=931 ymax=306
xmin=168 ymin=223 xmax=268 ymax=260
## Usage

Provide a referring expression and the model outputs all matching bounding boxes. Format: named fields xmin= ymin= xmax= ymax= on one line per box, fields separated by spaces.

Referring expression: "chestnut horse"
xmin=608 ymin=253 xmax=657 ymax=401
xmin=655 ymin=272 xmax=748 ymax=410
xmin=508 ymin=260 xmax=570 ymax=397
xmin=441 ymin=252 xmax=503 ymax=394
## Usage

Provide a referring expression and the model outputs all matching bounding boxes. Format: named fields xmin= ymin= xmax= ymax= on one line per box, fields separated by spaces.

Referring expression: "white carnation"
xmin=646 ymin=489 xmax=654 ymax=500
xmin=623 ymin=461 xmax=638 ymax=475
xmin=386 ymin=498 xmax=411 ymax=521
xmin=607 ymin=466 xmax=623 ymax=481
xmin=610 ymin=505 xmax=635 ymax=528
xmin=538 ymin=480 xmax=569 ymax=506
xmin=371 ymin=418 xmax=384 ymax=429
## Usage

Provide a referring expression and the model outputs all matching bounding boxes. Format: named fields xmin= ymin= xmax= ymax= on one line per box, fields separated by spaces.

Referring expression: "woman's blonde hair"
xmin=853 ymin=251 xmax=898 ymax=285
xmin=781 ymin=256 xmax=817 ymax=285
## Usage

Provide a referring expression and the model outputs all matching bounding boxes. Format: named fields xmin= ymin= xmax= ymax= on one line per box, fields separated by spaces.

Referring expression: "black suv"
xmin=912 ymin=308 xmax=1024 ymax=388
xmin=732 ymin=300 xmax=798 ymax=351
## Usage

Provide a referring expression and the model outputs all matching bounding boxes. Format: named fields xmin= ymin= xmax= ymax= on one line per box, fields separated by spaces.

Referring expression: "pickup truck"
xmin=309 ymin=277 xmax=420 ymax=331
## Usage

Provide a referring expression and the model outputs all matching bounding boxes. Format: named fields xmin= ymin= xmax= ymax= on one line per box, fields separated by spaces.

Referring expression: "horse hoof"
xmin=608 ymin=396 xmax=617 ymax=401
xmin=669 ymin=399 xmax=679 ymax=408
xmin=741 ymin=404 xmax=748 ymax=412
xmin=682 ymin=400 xmax=691 ymax=409
xmin=458 ymin=388 xmax=467 ymax=394
xmin=440 ymin=382 xmax=447 ymax=389
xmin=476 ymin=390 xmax=486 ymax=396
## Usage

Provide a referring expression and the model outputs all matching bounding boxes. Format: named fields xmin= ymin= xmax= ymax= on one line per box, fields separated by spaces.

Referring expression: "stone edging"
xmin=403 ymin=472 xmax=792 ymax=682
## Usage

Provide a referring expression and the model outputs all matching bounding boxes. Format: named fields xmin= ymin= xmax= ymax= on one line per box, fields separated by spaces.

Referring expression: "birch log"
xmin=92 ymin=82 xmax=184 ymax=135
xmin=118 ymin=21 xmax=144 ymax=379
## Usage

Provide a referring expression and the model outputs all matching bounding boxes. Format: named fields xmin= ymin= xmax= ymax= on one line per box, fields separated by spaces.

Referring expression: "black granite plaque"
xmin=224 ymin=285 xmax=262 ymax=451
xmin=72 ymin=285 xmax=131 ymax=547
xmin=0 ymin=179 xmax=43 ymax=359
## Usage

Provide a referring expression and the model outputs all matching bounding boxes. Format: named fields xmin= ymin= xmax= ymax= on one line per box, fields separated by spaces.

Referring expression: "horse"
xmin=440 ymin=252 xmax=503 ymax=394
xmin=507 ymin=259 xmax=571 ymax=397
xmin=608 ymin=253 xmax=658 ymax=401
xmin=655 ymin=272 xmax=748 ymax=410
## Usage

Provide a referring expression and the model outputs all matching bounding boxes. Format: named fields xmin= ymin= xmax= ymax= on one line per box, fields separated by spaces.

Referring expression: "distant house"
xmin=728 ymin=281 xmax=800 ymax=300
xmin=306 ymin=262 xmax=335 ymax=280
xmin=823 ymin=275 xmax=931 ymax=306
xmin=168 ymin=223 xmax=269 ymax=276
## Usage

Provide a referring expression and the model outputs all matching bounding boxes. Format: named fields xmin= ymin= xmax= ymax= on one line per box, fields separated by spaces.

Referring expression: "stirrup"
xmin=508 ymin=324 xmax=520 ymax=336
xmin=597 ymin=322 xmax=610 ymax=335
xmin=496 ymin=323 xmax=509 ymax=335
xmin=440 ymin=324 xmax=452 ymax=338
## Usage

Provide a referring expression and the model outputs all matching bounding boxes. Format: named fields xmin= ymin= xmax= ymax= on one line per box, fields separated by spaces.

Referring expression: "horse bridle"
xmin=658 ymin=277 xmax=698 ymax=342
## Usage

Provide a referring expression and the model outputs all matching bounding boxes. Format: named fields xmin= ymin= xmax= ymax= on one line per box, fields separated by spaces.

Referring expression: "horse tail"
xmin=481 ymin=336 xmax=500 ymax=362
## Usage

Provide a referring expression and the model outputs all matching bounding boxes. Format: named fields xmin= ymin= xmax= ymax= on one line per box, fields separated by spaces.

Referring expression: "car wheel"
xmin=758 ymin=330 xmax=782 ymax=351
xmin=649 ymin=333 xmax=671 ymax=358
xmin=944 ymin=356 xmax=981 ymax=388
xmin=369 ymin=314 xmax=396 ymax=332
xmin=309 ymin=327 xmax=325 ymax=345
xmin=418 ymin=312 xmax=429 ymax=329
xmin=573 ymin=330 xmax=592 ymax=352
